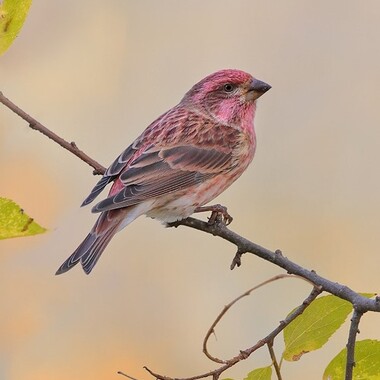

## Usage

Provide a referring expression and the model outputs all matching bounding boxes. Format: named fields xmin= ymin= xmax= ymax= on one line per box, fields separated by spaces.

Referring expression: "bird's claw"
xmin=208 ymin=206 xmax=233 ymax=226
xmin=194 ymin=204 xmax=233 ymax=226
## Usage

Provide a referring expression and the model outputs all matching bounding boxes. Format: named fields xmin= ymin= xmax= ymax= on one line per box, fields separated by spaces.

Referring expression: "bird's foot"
xmin=194 ymin=204 xmax=233 ymax=225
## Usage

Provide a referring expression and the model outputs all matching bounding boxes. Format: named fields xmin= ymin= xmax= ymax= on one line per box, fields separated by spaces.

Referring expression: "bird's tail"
xmin=56 ymin=209 xmax=128 ymax=275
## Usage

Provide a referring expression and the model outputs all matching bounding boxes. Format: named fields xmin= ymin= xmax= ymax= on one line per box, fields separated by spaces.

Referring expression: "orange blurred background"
xmin=1 ymin=1 xmax=379 ymax=379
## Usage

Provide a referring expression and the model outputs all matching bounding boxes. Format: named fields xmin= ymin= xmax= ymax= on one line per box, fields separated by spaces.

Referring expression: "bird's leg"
xmin=194 ymin=204 xmax=233 ymax=225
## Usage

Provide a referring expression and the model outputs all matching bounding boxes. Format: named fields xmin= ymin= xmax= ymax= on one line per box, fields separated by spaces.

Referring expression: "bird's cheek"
xmin=244 ymin=91 xmax=256 ymax=102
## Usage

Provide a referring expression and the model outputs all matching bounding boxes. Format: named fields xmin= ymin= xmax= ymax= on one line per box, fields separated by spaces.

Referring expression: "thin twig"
xmin=202 ymin=274 xmax=311 ymax=364
xmin=117 ymin=371 xmax=141 ymax=380
xmin=0 ymin=91 xmax=106 ymax=175
xmin=143 ymin=287 xmax=322 ymax=380
xmin=345 ymin=309 xmax=363 ymax=380
xmin=230 ymin=247 xmax=245 ymax=269
xmin=267 ymin=340 xmax=282 ymax=380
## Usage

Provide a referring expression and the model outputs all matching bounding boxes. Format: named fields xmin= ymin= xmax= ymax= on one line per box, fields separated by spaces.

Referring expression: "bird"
xmin=56 ymin=69 xmax=271 ymax=275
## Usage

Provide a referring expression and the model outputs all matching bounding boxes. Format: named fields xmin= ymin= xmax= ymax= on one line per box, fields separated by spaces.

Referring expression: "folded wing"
xmin=91 ymin=144 xmax=234 ymax=213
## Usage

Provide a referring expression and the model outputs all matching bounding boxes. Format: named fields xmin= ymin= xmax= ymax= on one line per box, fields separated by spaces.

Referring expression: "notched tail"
xmin=55 ymin=221 xmax=119 ymax=275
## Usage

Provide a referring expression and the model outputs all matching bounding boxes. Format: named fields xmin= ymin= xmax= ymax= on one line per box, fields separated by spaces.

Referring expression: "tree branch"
xmin=169 ymin=218 xmax=380 ymax=313
xmin=0 ymin=91 xmax=106 ymax=175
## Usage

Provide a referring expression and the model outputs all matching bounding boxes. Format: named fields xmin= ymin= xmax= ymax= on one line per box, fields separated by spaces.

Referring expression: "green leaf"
xmin=0 ymin=0 xmax=32 ymax=56
xmin=283 ymin=295 xmax=352 ymax=361
xmin=244 ymin=366 xmax=272 ymax=380
xmin=0 ymin=197 xmax=46 ymax=239
xmin=323 ymin=339 xmax=380 ymax=380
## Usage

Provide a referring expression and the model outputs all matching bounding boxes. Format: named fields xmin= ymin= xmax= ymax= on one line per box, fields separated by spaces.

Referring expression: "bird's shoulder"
xmin=138 ymin=105 xmax=243 ymax=153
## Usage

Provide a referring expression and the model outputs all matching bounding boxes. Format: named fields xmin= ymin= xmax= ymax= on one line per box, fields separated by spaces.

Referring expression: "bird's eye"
xmin=223 ymin=83 xmax=235 ymax=93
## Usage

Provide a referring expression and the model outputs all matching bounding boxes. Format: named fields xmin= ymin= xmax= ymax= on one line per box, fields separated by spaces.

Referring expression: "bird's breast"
xmin=231 ymin=129 xmax=256 ymax=171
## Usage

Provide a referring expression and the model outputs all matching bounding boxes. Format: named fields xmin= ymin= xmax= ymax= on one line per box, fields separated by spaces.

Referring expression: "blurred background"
xmin=1 ymin=1 xmax=380 ymax=379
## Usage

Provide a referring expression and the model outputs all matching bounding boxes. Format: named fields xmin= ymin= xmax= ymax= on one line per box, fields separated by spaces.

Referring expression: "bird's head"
xmin=182 ymin=69 xmax=271 ymax=127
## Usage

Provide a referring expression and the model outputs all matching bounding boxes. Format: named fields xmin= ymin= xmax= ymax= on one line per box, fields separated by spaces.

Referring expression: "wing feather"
xmin=81 ymin=145 xmax=138 ymax=206
xmin=91 ymin=145 xmax=233 ymax=213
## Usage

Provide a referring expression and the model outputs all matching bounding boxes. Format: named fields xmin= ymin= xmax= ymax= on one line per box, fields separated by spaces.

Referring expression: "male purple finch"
xmin=56 ymin=69 xmax=270 ymax=275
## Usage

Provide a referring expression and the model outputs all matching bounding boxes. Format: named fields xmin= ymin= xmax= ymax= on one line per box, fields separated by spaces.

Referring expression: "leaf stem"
xmin=267 ymin=340 xmax=282 ymax=380
xmin=345 ymin=309 xmax=363 ymax=380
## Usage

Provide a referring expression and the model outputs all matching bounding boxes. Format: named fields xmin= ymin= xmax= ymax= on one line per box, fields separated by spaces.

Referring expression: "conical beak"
xmin=248 ymin=78 xmax=271 ymax=101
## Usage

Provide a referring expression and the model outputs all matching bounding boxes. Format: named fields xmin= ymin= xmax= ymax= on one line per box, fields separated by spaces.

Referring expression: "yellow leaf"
xmin=244 ymin=366 xmax=272 ymax=380
xmin=323 ymin=340 xmax=380 ymax=380
xmin=0 ymin=197 xmax=46 ymax=239
xmin=283 ymin=295 xmax=352 ymax=361
xmin=0 ymin=0 xmax=32 ymax=56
